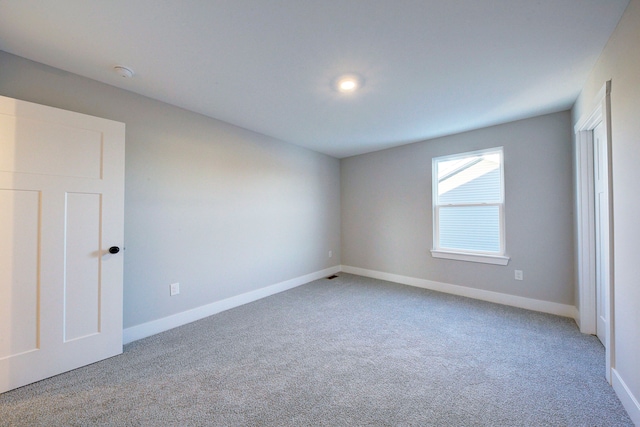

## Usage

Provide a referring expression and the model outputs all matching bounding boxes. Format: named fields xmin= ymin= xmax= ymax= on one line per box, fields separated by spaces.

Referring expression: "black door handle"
xmin=109 ymin=246 xmax=120 ymax=254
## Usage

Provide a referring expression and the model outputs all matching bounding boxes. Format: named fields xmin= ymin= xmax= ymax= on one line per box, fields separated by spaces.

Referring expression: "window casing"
xmin=431 ymin=147 xmax=509 ymax=265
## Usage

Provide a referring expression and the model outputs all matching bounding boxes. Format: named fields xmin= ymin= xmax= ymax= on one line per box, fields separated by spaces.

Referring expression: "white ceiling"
xmin=0 ymin=0 xmax=630 ymax=158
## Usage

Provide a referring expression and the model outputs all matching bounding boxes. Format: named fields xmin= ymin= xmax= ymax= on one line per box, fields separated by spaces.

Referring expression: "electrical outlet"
xmin=328 ymin=250 xmax=333 ymax=258
xmin=514 ymin=270 xmax=523 ymax=281
xmin=170 ymin=282 xmax=180 ymax=296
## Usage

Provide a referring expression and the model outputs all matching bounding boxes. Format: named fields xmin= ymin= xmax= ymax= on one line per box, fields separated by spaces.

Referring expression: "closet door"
xmin=0 ymin=95 xmax=125 ymax=393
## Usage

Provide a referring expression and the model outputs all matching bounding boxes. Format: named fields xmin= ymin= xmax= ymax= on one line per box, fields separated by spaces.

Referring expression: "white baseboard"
xmin=123 ymin=266 xmax=341 ymax=345
xmin=340 ymin=265 xmax=576 ymax=318
xmin=612 ymin=368 xmax=640 ymax=426
xmin=573 ymin=307 xmax=582 ymax=329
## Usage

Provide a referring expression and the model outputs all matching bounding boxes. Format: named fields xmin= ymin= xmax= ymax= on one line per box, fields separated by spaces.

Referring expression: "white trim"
xmin=574 ymin=83 xmax=610 ymax=133
xmin=430 ymin=249 xmax=510 ymax=265
xmin=574 ymin=80 xmax=614 ymax=384
xmin=612 ymin=368 xmax=640 ymax=426
xmin=123 ymin=266 xmax=341 ymax=344
xmin=341 ymin=265 xmax=575 ymax=318
xmin=572 ymin=306 xmax=580 ymax=326
xmin=574 ymin=128 xmax=596 ymax=334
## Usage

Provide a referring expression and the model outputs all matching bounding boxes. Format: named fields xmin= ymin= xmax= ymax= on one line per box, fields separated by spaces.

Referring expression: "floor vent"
xmin=326 ymin=275 xmax=338 ymax=280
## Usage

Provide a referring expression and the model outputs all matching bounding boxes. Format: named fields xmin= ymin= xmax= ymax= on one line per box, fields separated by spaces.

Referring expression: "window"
xmin=431 ymin=147 xmax=509 ymax=265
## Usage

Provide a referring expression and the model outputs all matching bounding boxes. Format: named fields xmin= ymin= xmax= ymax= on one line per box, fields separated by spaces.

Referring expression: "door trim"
xmin=574 ymin=80 xmax=614 ymax=383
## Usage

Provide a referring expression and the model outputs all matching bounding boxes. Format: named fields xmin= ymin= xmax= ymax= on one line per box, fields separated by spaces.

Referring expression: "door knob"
xmin=108 ymin=246 xmax=120 ymax=254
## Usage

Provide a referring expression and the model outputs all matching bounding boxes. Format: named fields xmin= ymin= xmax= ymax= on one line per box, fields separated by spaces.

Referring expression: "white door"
xmin=0 ymin=95 xmax=125 ymax=393
xmin=593 ymin=121 xmax=609 ymax=347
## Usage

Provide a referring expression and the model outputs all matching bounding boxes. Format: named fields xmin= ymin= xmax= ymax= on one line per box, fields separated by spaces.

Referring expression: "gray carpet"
xmin=0 ymin=274 xmax=633 ymax=426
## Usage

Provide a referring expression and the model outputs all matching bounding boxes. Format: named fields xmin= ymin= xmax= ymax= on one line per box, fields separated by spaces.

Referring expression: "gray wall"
xmin=0 ymin=51 xmax=341 ymax=329
xmin=341 ymin=111 xmax=574 ymax=305
xmin=572 ymin=0 xmax=640 ymax=418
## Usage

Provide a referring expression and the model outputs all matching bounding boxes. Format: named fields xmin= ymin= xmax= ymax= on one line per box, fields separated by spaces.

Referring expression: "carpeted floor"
xmin=0 ymin=274 xmax=633 ymax=426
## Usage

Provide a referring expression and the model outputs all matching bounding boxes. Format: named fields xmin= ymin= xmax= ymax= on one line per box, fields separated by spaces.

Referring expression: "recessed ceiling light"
xmin=113 ymin=65 xmax=134 ymax=78
xmin=335 ymin=74 xmax=363 ymax=93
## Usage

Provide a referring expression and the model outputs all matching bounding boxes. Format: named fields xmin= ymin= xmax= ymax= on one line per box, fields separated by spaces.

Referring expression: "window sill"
xmin=430 ymin=250 xmax=510 ymax=266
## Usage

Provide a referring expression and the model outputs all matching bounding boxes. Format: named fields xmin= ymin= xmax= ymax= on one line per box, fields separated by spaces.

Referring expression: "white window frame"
xmin=430 ymin=147 xmax=510 ymax=265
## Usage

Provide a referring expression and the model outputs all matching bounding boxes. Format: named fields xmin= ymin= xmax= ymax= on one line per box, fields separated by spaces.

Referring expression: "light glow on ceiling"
xmin=335 ymin=74 xmax=362 ymax=93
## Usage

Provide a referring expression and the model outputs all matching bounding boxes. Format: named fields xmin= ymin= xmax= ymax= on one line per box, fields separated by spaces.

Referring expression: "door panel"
xmin=64 ymin=192 xmax=102 ymax=342
xmin=0 ymin=114 xmax=103 ymax=178
xmin=0 ymin=189 xmax=40 ymax=359
xmin=593 ymin=121 xmax=609 ymax=346
xmin=0 ymin=95 xmax=125 ymax=393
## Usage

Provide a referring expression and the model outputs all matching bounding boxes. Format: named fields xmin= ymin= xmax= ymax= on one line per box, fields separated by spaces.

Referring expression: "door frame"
xmin=574 ymin=80 xmax=614 ymax=383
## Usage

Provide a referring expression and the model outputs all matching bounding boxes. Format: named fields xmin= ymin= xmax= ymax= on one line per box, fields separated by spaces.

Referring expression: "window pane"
xmin=439 ymin=205 xmax=500 ymax=252
xmin=438 ymin=153 xmax=501 ymax=204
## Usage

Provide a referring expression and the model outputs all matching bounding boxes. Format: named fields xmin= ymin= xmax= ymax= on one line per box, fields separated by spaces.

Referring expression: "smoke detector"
xmin=113 ymin=65 xmax=134 ymax=78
